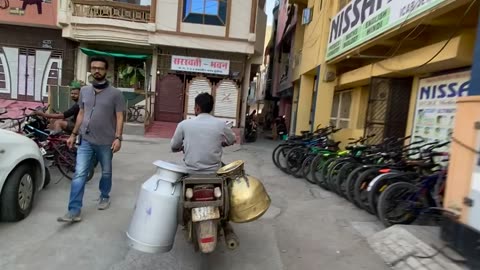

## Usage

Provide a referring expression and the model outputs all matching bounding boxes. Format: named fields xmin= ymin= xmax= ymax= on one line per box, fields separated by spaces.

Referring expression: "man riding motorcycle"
xmin=34 ymin=81 xmax=81 ymax=135
xmin=170 ymin=92 xmax=236 ymax=173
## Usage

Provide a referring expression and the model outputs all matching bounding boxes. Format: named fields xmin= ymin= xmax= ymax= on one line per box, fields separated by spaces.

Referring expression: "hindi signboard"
xmin=171 ymin=55 xmax=230 ymax=75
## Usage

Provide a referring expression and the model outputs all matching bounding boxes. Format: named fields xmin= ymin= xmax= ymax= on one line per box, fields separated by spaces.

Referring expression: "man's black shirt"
xmin=63 ymin=103 xmax=80 ymax=123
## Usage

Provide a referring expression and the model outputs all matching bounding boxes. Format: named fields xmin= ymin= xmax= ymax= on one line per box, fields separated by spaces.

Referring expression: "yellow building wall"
xmin=338 ymin=30 xmax=474 ymax=89
xmin=292 ymin=3 xmax=307 ymax=81
xmin=295 ymin=75 xmax=314 ymax=134
xmin=290 ymin=0 xmax=340 ymax=135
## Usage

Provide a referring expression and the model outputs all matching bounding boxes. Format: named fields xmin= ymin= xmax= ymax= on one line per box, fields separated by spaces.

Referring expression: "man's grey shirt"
xmin=171 ymin=113 xmax=236 ymax=173
xmin=78 ymin=85 xmax=125 ymax=145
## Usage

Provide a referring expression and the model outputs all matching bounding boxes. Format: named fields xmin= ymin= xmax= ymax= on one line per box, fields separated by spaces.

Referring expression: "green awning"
xmin=80 ymin=47 xmax=150 ymax=60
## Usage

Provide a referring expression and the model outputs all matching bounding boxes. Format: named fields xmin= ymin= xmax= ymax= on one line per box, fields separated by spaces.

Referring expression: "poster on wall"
xmin=0 ymin=0 xmax=57 ymax=27
xmin=411 ymin=69 xmax=471 ymax=152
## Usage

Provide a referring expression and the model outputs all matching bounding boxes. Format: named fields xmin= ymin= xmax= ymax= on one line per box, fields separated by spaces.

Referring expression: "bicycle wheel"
xmin=55 ymin=143 xmax=76 ymax=180
xmin=377 ymin=182 xmax=426 ymax=227
xmin=336 ymin=162 xmax=361 ymax=198
xmin=318 ymin=158 xmax=337 ymax=190
xmin=286 ymin=146 xmax=307 ymax=177
xmin=127 ymin=107 xmax=135 ymax=122
xmin=310 ymin=154 xmax=327 ymax=188
xmin=276 ymin=145 xmax=293 ymax=174
xmin=326 ymin=159 xmax=349 ymax=194
xmin=272 ymin=144 xmax=286 ymax=169
xmin=134 ymin=107 xmax=146 ymax=123
xmin=345 ymin=166 xmax=371 ymax=204
xmin=55 ymin=144 xmax=96 ymax=182
xmin=353 ymin=168 xmax=382 ymax=214
xmin=301 ymin=155 xmax=316 ymax=184
xmin=367 ymin=173 xmax=412 ymax=216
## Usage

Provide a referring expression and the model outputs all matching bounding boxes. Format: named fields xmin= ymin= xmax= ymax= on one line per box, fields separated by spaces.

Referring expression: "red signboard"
xmin=0 ymin=0 xmax=58 ymax=28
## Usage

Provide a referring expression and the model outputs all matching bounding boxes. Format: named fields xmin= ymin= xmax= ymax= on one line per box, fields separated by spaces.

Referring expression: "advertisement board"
xmin=0 ymin=0 xmax=58 ymax=28
xmin=326 ymin=0 xmax=447 ymax=61
xmin=411 ymin=69 xmax=471 ymax=151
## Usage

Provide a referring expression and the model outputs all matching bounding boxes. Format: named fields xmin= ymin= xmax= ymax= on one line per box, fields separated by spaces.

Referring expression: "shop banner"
xmin=0 ymin=0 xmax=58 ymax=27
xmin=411 ymin=70 xmax=471 ymax=151
xmin=326 ymin=0 xmax=447 ymax=61
xmin=171 ymin=55 xmax=230 ymax=75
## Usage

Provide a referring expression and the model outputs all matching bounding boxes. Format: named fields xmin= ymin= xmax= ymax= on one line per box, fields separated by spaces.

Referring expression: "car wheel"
xmin=43 ymin=166 xmax=51 ymax=188
xmin=0 ymin=164 xmax=36 ymax=222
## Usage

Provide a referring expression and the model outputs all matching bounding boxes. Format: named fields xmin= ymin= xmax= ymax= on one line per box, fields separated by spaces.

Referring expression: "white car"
xmin=0 ymin=129 xmax=49 ymax=222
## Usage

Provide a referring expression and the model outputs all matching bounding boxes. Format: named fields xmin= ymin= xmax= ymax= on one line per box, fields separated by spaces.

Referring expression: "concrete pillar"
xmin=75 ymin=47 xmax=88 ymax=83
xmin=313 ymin=65 xmax=336 ymax=127
xmin=295 ymin=74 xmax=314 ymax=134
xmin=240 ymin=57 xmax=252 ymax=129
xmin=146 ymin=49 xmax=158 ymax=126
xmin=443 ymin=5 xmax=480 ymax=222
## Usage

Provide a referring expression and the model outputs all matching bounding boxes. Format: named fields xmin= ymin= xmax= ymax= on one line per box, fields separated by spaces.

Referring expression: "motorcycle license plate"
xmin=40 ymin=147 xmax=47 ymax=156
xmin=191 ymin=206 xmax=220 ymax=222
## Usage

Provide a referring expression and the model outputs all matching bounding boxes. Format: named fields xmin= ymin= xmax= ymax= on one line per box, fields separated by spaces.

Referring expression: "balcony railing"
xmin=71 ymin=0 xmax=151 ymax=23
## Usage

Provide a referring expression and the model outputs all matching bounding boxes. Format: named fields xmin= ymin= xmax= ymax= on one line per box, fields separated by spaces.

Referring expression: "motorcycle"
xmin=245 ymin=110 xmax=257 ymax=142
xmin=275 ymin=115 xmax=288 ymax=140
xmin=127 ymin=160 xmax=271 ymax=254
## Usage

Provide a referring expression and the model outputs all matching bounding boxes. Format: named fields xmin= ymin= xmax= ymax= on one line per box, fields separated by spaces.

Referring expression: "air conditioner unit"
xmin=324 ymin=71 xmax=336 ymax=82
xmin=302 ymin=8 xmax=313 ymax=25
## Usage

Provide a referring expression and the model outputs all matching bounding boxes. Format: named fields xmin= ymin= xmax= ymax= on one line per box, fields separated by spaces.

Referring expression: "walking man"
xmin=58 ymin=56 xmax=125 ymax=222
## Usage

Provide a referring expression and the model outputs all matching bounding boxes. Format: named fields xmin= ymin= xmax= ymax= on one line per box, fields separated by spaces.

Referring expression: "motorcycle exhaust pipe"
xmin=222 ymin=222 xmax=239 ymax=250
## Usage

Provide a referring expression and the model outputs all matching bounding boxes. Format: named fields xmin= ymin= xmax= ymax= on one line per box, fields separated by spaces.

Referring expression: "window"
xmin=183 ymin=0 xmax=227 ymax=26
xmin=43 ymin=59 xmax=62 ymax=97
xmin=0 ymin=54 xmax=7 ymax=92
xmin=330 ymin=91 xmax=352 ymax=128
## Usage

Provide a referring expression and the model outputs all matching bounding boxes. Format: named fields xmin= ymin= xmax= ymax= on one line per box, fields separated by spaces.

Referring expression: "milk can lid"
xmin=153 ymin=160 xmax=189 ymax=174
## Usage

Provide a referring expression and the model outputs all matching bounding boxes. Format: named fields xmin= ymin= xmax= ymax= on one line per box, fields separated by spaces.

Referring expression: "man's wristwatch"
xmin=71 ymin=132 xmax=78 ymax=136
xmin=115 ymin=135 xmax=123 ymax=141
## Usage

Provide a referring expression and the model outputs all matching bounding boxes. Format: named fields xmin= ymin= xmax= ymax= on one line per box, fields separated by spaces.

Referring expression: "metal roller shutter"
xmin=186 ymin=76 xmax=212 ymax=115
xmin=213 ymin=79 xmax=238 ymax=119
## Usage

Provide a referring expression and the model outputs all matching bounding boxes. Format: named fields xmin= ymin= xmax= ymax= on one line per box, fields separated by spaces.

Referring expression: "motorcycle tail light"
xmin=192 ymin=188 xmax=215 ymax=201
xmin=379 ymin=169 xmax=391 ymax=173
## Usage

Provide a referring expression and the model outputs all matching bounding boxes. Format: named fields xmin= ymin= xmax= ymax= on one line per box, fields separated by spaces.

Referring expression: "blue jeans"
xmin=68 ymin=139 xmax=113 ymax=215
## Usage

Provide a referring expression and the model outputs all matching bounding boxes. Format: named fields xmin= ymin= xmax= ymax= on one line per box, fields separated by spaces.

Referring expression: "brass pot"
xmin=218 ymin=161 xmax=271 ymax=223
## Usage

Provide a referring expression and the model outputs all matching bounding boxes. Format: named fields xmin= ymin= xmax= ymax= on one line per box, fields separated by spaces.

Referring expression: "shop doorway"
xmin=154 ymin=74 xmax=184 ymax=122
xmin=365 ymin=77 xmax=413 ymax=144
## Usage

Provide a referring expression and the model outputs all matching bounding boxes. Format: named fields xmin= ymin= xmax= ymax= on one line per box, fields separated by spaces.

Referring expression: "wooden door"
xmin=155 ymin=74 xmax=184 ymax=122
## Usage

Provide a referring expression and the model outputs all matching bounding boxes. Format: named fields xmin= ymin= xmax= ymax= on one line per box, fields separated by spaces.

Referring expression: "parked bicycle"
xmin=127 ymin=105 xmax=146 ymax=123
xmin=271 ymin=130 xmax=451 ymax=228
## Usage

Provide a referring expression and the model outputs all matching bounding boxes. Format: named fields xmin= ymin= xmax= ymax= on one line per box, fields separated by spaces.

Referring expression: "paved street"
xmin=0 ymin=137 xmax=390 ymax=270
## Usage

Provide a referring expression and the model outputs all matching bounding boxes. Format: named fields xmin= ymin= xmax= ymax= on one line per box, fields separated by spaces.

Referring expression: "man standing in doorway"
xmin=58 ymin=56 xmax=125 ymax=223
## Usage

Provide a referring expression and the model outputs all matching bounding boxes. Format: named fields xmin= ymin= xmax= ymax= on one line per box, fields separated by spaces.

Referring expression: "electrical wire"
xmin=451 ymin=136 xmax=480 ymax=154
xmin=374 ymin=0 xmax=478 ymax=74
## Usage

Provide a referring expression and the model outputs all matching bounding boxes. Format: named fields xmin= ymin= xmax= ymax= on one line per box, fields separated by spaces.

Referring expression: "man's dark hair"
xmin=90 ymin=56 xmax=109 ymax=70
xmin=195 ymin=92 xmax=214 ymax=113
